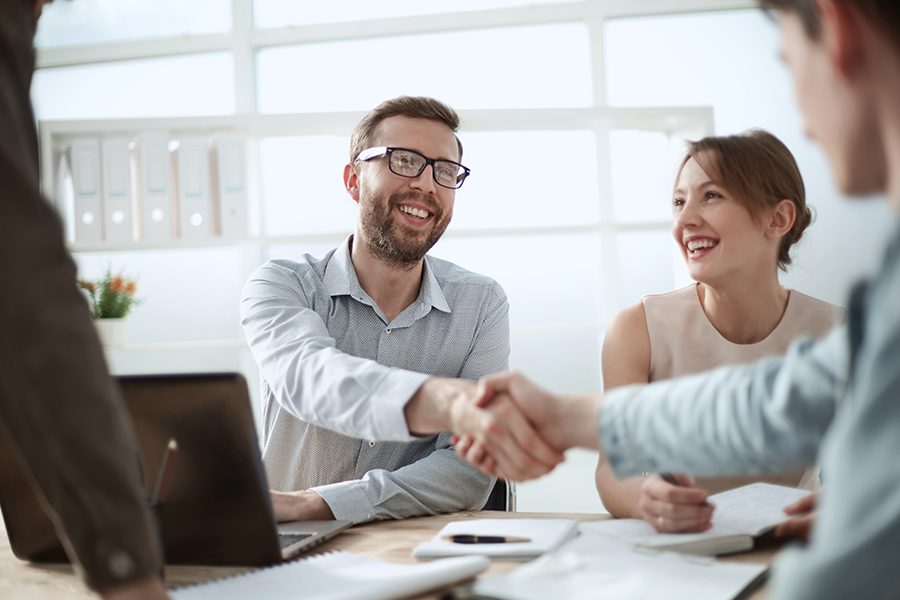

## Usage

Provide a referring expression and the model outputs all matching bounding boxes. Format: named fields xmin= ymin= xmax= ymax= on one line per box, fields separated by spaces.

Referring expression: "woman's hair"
xmin=676 ymin=129 xmax=812 ymax=270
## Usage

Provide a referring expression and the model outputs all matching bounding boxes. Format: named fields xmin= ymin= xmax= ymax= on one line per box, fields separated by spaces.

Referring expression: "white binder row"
xmin=61 ymin=135 xmax=248 ymax=245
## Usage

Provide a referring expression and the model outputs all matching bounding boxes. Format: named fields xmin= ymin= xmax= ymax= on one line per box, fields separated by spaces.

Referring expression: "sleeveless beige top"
xmin=643 ymin=284 xmax=844 ymax=493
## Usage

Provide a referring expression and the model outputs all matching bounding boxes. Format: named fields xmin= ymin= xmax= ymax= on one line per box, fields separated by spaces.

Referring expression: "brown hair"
xmin=349 ymin=96 xmax=463 ymax=162
xmin=676 ymin=130 xmax=811 ymax=271
xmin=757 ymin=0 xmax=900 ymax=45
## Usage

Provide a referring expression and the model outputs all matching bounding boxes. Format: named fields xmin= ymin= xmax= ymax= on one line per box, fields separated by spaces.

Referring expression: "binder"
xmin=212 ymin=137 xmax=248 ymax=239
xmin=69 ymin=138 xmax=104 ymax=244
xmin=101 ymin=138 xmax=134 ymax=244
xmin=135 ymin=133 xmax=175 ymax=242
xmin=175 ymin=138 xmax=213 ymax=241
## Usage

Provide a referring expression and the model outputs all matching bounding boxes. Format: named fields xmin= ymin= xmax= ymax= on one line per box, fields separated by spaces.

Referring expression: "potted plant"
xmin=78 ymin=269 xmax=139 ymax=347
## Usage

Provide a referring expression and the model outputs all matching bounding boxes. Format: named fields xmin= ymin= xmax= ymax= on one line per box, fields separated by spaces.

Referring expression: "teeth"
xmin=399 ymin=205 xmax=430 ymax=219
xmin=686 ymin=239 xmax=718 ymax=252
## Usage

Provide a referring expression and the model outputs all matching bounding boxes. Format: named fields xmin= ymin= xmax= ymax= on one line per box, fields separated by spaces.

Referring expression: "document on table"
xmin=413 ymin=519 xmax=579 ymax=559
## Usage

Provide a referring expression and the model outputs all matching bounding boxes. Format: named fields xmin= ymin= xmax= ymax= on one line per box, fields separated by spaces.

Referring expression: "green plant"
xmin=78 ymin=269 xmax=140 ymax=319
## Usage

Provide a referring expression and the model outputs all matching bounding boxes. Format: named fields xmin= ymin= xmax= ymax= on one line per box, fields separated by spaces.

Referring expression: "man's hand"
xmin=405 ymin=376 xmax=565 ymax=481
xmin=100 ymin=578 xmax=169 ymax=600
xmin=638 ymin=474 xmax=714 ymax=533
xmin=455 ymin=372 xmax=600 ymax=481
xmin=270 ymin=490 xmax=335 ymax=522
xmin=774 ymin=491 xmax=818 ymax=540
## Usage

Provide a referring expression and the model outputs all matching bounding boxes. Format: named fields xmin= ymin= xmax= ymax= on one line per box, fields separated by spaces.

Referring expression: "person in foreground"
xmin=595 ymin=130 xmax=843 ymax=533
xmin=0 ymin=1 xmax=166 ymax=598
xmin=241 ymin=96 xmax=559 ymax=524
xmin=459 ymin=1 xmax=900 ymax=598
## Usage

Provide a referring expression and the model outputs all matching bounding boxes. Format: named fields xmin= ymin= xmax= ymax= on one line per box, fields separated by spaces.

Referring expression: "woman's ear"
xmin=343 ymin=163 xmax=360 ymax=203
xmin=767 ymin=199 xmax=797 ymax=239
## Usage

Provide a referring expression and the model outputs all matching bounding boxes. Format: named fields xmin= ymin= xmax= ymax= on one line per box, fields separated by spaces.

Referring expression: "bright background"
xmin=33 ymin=0 xmax=893 ymax=513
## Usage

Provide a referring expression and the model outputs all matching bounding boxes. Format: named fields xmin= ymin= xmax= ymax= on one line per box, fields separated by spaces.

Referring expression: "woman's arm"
xmin=595 ymin=302 xmax=651 ymax=517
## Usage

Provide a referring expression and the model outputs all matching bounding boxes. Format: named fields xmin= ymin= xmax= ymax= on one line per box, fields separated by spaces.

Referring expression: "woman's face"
xmin=671 ymin=156 xmax=777 ymax=285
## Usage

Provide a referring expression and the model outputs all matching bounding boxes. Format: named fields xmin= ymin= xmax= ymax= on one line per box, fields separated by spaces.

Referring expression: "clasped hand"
xmin=450 ymin=372 xmax=598 ymax=481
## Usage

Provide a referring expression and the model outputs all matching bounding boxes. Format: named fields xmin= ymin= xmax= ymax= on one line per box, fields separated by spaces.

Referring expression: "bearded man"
xmin=240 ymin=96 xmax=509 ymax=524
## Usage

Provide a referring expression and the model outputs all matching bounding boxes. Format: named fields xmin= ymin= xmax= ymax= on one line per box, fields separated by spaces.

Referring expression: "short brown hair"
xmin=676 ymin=130 xmax=811 ymax=271
xmin=349 ymin=96 xmax=463 ymax=163
xmin=757 ymin=0 xmax=900 ymax=45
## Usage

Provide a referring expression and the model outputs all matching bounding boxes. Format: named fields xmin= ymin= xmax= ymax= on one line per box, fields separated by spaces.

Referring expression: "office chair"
xmin=481 ymin=478 xmax=516 ymax=511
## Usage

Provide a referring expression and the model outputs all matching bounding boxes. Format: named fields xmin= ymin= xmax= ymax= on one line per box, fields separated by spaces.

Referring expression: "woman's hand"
xmin=638 ymin=474 xmax=715 ymax=533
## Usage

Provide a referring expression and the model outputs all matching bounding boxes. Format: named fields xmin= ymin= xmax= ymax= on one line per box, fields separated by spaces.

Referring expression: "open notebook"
xmin=473 ymin=531 xmax=767 ymax=600
xmin=583 ymin=482 xmax=809 ymax=555
xmin=171 ymin=552 xmax=488 ymax=600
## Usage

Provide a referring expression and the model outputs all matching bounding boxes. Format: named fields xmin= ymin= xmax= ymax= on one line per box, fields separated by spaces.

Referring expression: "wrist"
xmin=405 ymin=378 xmax=472 ymax=435
xmin=558 ymin=394 xmax=601 ymax=450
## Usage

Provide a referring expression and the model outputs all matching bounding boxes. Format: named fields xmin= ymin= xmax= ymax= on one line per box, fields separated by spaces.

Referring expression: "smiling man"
xmin=240 ymin=96 xmax=536 ymax=524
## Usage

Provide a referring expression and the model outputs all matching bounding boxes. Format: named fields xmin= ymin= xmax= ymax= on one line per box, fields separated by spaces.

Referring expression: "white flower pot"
xmin=94 ymin=318 xmax=127 ymax=347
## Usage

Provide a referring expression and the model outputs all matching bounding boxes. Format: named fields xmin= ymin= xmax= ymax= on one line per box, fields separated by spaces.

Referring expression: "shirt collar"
xmin=323 ymin=236 xmax=451 ymax=316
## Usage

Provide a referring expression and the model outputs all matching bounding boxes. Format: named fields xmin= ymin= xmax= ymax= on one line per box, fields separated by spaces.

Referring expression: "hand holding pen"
xmin=639 ymin=473 xmax=714 ymax=533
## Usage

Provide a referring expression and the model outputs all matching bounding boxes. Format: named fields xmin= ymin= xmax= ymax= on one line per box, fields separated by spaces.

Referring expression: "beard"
xmin=359 ymin=190 xmax=450 ymax=269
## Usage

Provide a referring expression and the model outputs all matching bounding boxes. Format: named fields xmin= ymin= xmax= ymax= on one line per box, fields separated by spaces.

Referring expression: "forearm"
xmin=595 ymin=460 xmax=643 ymax=518
xmin=315 ymin=446 xmax=492 ymax=523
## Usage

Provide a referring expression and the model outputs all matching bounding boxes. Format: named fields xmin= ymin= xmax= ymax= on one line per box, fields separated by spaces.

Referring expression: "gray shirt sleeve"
xmin=241 ymin=263 xmax=428 ymax=442
xmin=314 ymin=284 xmax=509 ymax=522
xmin=600 ymin=325 xmax=848 ymax=478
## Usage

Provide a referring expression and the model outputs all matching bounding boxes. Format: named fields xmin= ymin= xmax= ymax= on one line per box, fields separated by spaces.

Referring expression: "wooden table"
xmin=0 ymin=511 xmax=775 ymax=599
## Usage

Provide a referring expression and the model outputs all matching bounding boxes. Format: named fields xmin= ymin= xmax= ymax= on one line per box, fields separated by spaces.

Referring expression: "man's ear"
xmin=816 ymin=0 xmax=866 ymax=79
xmin=767 ymin=199 xmax=797 ymax=240
xmin=343 ymin=163 xmax=361 ymax=204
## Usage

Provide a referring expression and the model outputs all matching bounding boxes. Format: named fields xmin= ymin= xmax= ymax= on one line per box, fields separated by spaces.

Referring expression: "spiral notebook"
xmin=171 ymin=551 xmax=489 ymax=600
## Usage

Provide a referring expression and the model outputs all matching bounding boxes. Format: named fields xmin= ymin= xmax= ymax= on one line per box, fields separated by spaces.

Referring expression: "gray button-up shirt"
xmin=240 ymin=237 xmax=508 ymax=523
xmin=600 ymin=220 xmax=900 ymax=600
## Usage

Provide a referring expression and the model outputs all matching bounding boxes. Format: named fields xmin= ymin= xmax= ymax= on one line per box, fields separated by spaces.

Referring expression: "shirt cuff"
xmin=369 ymin=369 xmax=431 ymax=441
xmin=599 ymin=385 xmax=651 ymax=478
xmin=313 ymin=481 xmax=377 ymax=524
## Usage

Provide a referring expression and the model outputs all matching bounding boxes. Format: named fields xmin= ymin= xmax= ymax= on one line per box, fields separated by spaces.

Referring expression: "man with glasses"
xmin=241 ymin=96 xmax=559 ymax=523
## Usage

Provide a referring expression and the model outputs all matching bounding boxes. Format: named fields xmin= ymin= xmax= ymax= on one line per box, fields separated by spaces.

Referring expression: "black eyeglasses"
xmin=355 ymin=146 xmax=471 ymax=189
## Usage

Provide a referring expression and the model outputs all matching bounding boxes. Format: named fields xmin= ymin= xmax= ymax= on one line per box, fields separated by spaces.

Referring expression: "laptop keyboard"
xmin=278 ymin=532 xmax=314 ymax=549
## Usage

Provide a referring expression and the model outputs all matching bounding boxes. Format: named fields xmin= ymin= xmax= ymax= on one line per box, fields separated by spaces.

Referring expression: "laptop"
xmin=0 ymin=372 xmax=351 ymax=565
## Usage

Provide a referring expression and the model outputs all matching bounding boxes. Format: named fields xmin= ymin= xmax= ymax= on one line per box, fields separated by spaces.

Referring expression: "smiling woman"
xmin=594 ymin=129 xmax=844 ymax=534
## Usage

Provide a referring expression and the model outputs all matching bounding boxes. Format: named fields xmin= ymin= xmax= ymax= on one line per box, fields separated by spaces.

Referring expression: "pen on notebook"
xmin=442 ymin=535 xmax=531 ymax=544
xmin=149 ymin=438 xmax=178 ymax=506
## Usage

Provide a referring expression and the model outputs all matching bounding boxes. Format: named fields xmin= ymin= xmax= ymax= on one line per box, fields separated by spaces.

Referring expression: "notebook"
xmin=472 ymin=532 xmax=767 ymax=600
xmin=413 ymin=518 xmax=579 ymax=560
xmin=0 ymin=373 xmax=351 ymax=566
xmin=582 ymin=482 xmax=809 ymax=556
xmin=172 ymin=551 xmax=489 ymax=599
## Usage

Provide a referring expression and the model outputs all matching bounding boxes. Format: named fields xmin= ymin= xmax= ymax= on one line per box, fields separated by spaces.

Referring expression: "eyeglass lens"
xmin=388 ymin=149 xmax=465 ymax=189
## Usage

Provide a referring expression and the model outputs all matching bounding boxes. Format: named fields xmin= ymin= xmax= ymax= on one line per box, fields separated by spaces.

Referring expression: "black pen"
xmin=442 ymin=535 xmax=530 ymax=544
xmin=660 ymin=472 xmax=713 ymax=507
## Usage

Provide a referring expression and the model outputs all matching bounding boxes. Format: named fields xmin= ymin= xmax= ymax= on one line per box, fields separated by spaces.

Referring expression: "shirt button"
xmin=368 ymin=441 xmax=376 ymax=447
xmin=107 ymin=550 xmax=136 ymax=579
xmin=385 ymin=329 xmax=391 ymax=334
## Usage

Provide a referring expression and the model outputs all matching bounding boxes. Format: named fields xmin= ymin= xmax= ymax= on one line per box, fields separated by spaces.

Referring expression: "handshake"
xmin=405 ymin=372 xmax=602 ymax=482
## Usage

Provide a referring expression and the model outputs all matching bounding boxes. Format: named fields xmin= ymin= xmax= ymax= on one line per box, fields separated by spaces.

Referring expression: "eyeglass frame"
xmin=354 ymin=146 xmax=471 ymax=189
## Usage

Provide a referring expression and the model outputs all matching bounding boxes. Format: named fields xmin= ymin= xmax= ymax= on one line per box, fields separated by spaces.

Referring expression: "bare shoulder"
xmin=601 ymin=301 xmax=651 ymax=390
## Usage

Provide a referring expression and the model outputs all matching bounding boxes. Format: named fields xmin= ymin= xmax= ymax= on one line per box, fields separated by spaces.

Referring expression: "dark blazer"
xmin=0 ymin=0 xmax=161 ymax=590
